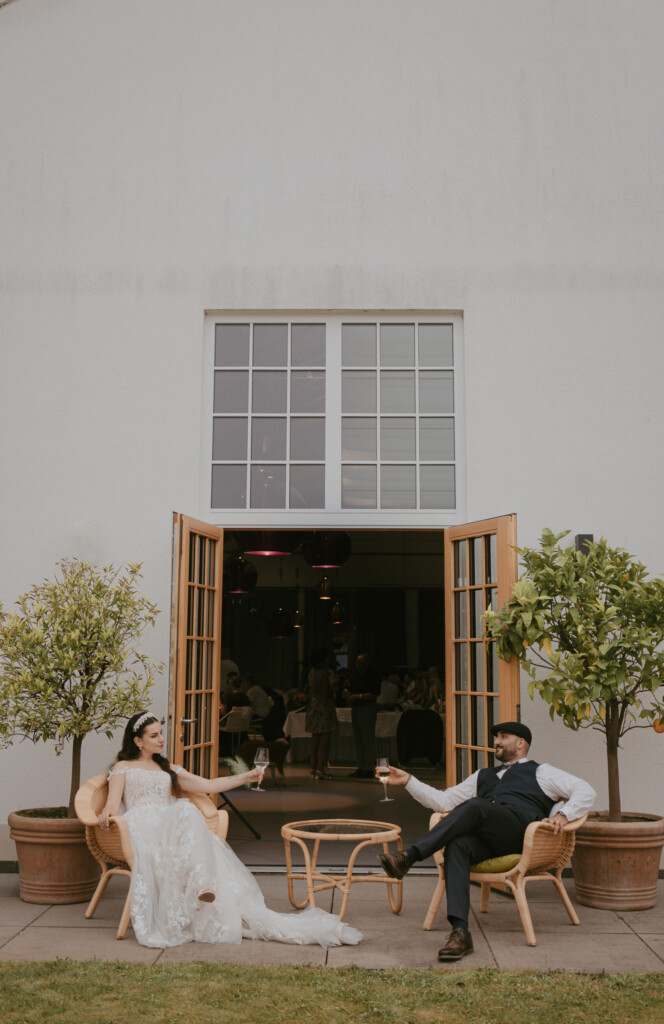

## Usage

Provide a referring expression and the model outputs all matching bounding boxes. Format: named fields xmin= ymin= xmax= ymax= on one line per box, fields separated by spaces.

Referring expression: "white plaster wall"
xmin=1 ymin=0 xmax=664 ymax=833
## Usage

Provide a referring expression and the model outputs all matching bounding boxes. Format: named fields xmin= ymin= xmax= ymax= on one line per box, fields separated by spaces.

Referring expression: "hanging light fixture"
xmin=234 ymin=531 xmax=302 ymax=556
xmin=302 ymin=531 xmax=351 ymax=569
xmin=331 ymin=600 xmax=345 ymax=625
xmin=222 ymin=555 xmax=258 ymax=594
xmin=318 ymin=577 xmax=333 ymax=600
xmin=266 ymin=607 xmax=294 ymax=638
xmin=291 ymin=608 xmax=303 ymax=628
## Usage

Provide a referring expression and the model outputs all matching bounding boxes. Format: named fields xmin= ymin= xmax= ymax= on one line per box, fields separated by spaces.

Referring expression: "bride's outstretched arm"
xmin=174 ymin=765 xmax=260 ymax=794
xmin=98 ymin=769 xmax=125 ymax=830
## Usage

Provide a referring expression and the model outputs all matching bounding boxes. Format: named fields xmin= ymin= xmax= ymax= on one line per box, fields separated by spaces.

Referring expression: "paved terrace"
xmin=2 ymin=766 xmax=664 ymax=972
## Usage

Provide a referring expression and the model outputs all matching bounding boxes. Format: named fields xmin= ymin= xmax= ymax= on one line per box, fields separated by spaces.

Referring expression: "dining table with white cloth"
xmin=283 ymin=707 xmax=401 ymax=764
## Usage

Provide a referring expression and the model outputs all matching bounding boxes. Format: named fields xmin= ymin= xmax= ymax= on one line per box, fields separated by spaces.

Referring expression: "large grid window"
xmin=212 ymin=323 xmax=326 ymax=510
xmin=210 ymin=317 xmax=459 ymax=513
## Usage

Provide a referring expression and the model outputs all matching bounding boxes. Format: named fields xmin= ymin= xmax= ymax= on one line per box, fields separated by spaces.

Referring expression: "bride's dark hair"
xmin=116 ymin=712 xmax=182 ymax=796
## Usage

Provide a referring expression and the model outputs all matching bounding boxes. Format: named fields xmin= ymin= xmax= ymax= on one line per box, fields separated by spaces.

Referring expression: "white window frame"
xmin=200 ymin=311 xmax=467 ymax=527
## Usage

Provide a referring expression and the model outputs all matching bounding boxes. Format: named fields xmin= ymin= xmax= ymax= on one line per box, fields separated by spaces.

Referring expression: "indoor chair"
xmin=74 ymin=772 xmax=229 ymax=939
xmin=422 ymin=810 xmax=588 ymax=946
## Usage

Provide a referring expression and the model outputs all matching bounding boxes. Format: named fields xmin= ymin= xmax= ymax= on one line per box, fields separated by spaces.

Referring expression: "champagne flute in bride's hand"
xmin=376 ymin=757 xmax=393 ymax=802
xmin=253 ymin=747 xmax=269 ymax=791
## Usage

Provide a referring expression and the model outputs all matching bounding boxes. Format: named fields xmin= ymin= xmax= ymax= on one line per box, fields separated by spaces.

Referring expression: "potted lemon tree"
xmin=0 ymin=559 xmax=161 ymax=903
xmin=484 ymin=529 xmax=664 ymax=910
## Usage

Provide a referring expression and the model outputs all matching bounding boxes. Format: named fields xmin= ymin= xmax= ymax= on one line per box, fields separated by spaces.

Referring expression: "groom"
xmin=377 ymin=722 xmax=596 ymax=962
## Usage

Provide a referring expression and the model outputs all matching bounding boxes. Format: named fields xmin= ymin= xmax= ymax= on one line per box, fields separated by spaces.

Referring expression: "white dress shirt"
xmin=405 ymin=757 xmax=596 ymax=822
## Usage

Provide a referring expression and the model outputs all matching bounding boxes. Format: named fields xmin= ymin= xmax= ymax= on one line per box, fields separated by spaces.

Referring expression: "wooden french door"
xmin=169 ymin=514 xmax=225 ymax=775
xmin=444 ymin=515 xmax=519 ymax=785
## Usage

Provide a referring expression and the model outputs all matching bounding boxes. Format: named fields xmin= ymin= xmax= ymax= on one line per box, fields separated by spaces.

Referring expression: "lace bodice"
xmin=108 ymin=766 xmax=181 ymax=811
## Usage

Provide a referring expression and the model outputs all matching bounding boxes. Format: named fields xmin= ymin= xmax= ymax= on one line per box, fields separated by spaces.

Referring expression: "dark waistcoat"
xmin=476 ymin=761 xmax=555 ymax=820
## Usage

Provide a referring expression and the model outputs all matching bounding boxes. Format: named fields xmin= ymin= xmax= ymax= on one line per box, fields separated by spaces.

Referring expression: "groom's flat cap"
xmin=491 ymin=721 xmax=532 ymax=745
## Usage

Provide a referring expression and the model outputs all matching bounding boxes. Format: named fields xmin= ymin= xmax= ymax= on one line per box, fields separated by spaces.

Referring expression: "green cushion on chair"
xmin=470 ymin=853 xmax=521 ymax=873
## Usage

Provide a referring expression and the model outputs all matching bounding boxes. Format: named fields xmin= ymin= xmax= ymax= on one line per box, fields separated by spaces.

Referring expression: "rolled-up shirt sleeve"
xmin=536 ymin=764 xmax=597 ymax=821
xmin=405 ymin=771 xmax=480 ymax=813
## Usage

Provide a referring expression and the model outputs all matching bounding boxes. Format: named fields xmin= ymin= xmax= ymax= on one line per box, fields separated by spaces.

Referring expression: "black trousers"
xmin=412 ymin=797 xmax=536 ymax=927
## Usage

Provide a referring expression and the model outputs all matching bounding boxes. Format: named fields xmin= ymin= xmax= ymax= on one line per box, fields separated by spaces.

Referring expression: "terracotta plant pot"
xmin=8 ymin=810 xmax=101 ymax=904
xmin=572 ymin=813 xmax=664 ymax=911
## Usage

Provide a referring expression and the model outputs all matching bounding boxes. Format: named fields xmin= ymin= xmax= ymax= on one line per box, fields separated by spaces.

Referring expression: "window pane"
xmin=470 ymin=642 xmax=484 ymax=691
xmin=456 ymin=745 xmax=469 ymax=780
xmin=341 ymin=464 xmax=377 ymax=508
xmin=253 ymin=324 xmax=287 ymax=366
xmin=455 ymin=591 xmax=467 ymax=638
xmin=419 ymin=370 xmax=454 ymax=414
xmin=250 ymin=465 xmax=286 ymax=508
xmin=381 ymin=465 xmax=416 ymax=508
xmin=212 ymin=418 xmax=247 ymax=460
xmin=252 ymin=371 xmax=287 ymax=413
xmin=420 ymin=465 xmax=455 ymax=509
xmin=454 ymin=540 xmax=467 ymax=586
xmin=215 ymin=324 xmax=250 ymax=366
xmin=381 ymin=371 xmax=415 ymax=413
xmin=251 ymin=417 xmax=286 ymax=460
xmin=470 ymin=537 xmax=483 ymax=586
xmin=420 ymin=418 xmax=454 ymax=460
xmin=291 ymin=324 xmax=326 ymax=366
xmin=342 ymin=324 xmax=377 ymax=366
xmin=380 ymin=417 xmax=415 ymax=460
xmin=418 ymin=324 xmax=453 ymax=366
xmin=290 ymin=417 xmax=325 ymax=460
xmin=486 ymin=642 xmax=499 ymax=693
xmin=471 ymin=695 xmax=485 ymax=746
xmin=291 ymin=370 xmax=325 ymax=413
xmin=342 ymin=370 xmax=376 ymax=413
xmin=455 ymin=646 xmax=468 ymax=691
xmin=290 ymin=465 xmax=325 ymax=508
xmin=380 ymin=324 xmax=415 ymax=366
xmin=342 ymin=417 xmax=376 ymax=460
xmin=470 ymin=588 xmax=484 ymax=637
xmin=485 ymin=534 xmax=498 ymax=584
xmin=214 ymin=370 xmax=248 ymax=414
xmin=211 ymin=464 xmax=246 ymax=508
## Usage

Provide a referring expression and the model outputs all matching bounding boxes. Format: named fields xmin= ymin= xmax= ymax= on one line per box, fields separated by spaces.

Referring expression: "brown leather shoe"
xmin=378 ymin=851 xmax=411 ymax=879
xmin=438 ymin=928 xmax=474 ymax=961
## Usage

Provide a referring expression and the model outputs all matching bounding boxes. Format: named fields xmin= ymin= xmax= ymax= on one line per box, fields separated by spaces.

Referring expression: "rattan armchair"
xmin=422 ymin=810 xmax=588 ymax=945
xmin=74 ymin=772 xmax=229 ymax=939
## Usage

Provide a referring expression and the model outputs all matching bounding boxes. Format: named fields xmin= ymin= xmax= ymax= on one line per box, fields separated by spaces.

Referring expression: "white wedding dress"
xmin=109 ymin=766 xmax=363 ymax=950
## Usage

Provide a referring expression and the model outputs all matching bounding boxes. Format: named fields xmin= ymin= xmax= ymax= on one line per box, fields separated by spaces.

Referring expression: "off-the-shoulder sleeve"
xmin=170 ymin=764 xmax=184 ymax=775
xmin=107 ymin=767 xmax=128 ymax=780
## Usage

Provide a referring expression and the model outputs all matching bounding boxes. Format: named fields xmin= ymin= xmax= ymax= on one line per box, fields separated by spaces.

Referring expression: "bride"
xmin=98 ymin=711 xmax=363 ymax=950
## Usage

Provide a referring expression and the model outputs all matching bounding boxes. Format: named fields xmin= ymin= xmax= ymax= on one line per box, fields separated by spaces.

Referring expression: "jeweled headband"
xmin=132 ymin=712 xmax=153 ymax=733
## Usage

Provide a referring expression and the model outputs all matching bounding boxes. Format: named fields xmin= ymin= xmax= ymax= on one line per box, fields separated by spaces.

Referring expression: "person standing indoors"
xmin=306 ymin=648 xmax=337 ymax=780
xmin=377 ymin=722 xmax=596 ymax=963
xmin=344 ymin=653 xmax=380 ymax=779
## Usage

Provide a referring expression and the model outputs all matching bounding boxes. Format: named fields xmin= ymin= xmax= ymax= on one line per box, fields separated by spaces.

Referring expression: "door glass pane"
xmin=454 ymin=592 xmax=467 ymax=638
xmin=380 ymin=324 xmax=415 ymax=366
xmin=290 ymin=417 xmax=325 ymax=460
xmin=419 ymin=371 xmax=454 ymax=413
xmin=291 ymin=324 xmax=326 ymax=366
xmin=290 ymin=465 xmax=325 ymax=508
xmin=252 ymin=371 xmax=287 ymax=413
xmin=471 ymin=695 xmax=485 ymax=747
xmin=342 ymin=417 xmax=377 ymax=460
xmin=470 ymin=589 xmax=484 ymax=638
xmin=456 ymin=746 xmax=469 ymax=780
xmin=381 ymin=466 xmax=416 ymax=509
xmin=215 ymin=324 xmax=250 ymax=366
xmin=341 ymin=464 xmax=377 ymax=508
xmin=211 ymin=465 xmax=246 ymax=508
xmin=343 ymin=371 xmax=376 ymax=413
xmin=470 ymin=642 xmax=484 ymax=691
xmin=381 ymin=371 xmax=415 ymax=413
xmin=250 ymin=464 xmax=286 ymax=508
xmin=485 ymin=534 xmax=498 ymax=584
xmin=251 ymin=417 xmax=286 ymax=460
xmin=454 ymin=540 xmax=467 ymax=586
xmin=487 ymin=695 xmax=500 ymax=737
xmin=455 ymin=643 xmax=468 ymax=690
xmin=419 ymin=418 xmax=454 ymax=460
xmin=418 ymin=324 xmax=453 ymax=366
xmin=212 ymin=418 xmax=247 ymax=460
xmin=470 ymin=537 xmax=483 ymax=585
xmin=214 ymin=370 xmax=248 ymax=413
xmin=455 ymin=694 xmax=468 ymax=742
xmin=342 ymin=324 xmax=376 ymax=365
xmin=486 ymin=642 xmax=499 ymax=692
xmin=291 ymin=370 xmax=325 ymax=413
xmin=486 ymin=587 xmax=497 ymax=613
xmin=253 ymin=324 xmax=288 ymax=366
xmin=380 ymin=417 xmax=415 ymax=460
xmin=420 ymin=465 xmax=455 ymax=509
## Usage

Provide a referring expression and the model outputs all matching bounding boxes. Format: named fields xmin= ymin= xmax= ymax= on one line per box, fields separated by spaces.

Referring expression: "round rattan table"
xmin=281 ymin=818 xmax=403 ymax=921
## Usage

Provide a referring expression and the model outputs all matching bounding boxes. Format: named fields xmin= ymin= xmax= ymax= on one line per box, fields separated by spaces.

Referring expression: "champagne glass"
xmin=376 ymin=756 xmax=393 ymax=802
xmin=253 ymin=747 xmax=269 ymax=791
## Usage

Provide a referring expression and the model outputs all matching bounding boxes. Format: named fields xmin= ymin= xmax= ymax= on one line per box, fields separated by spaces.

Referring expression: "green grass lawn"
xmin=1 ymin=963 xmax=664 ymax=1024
